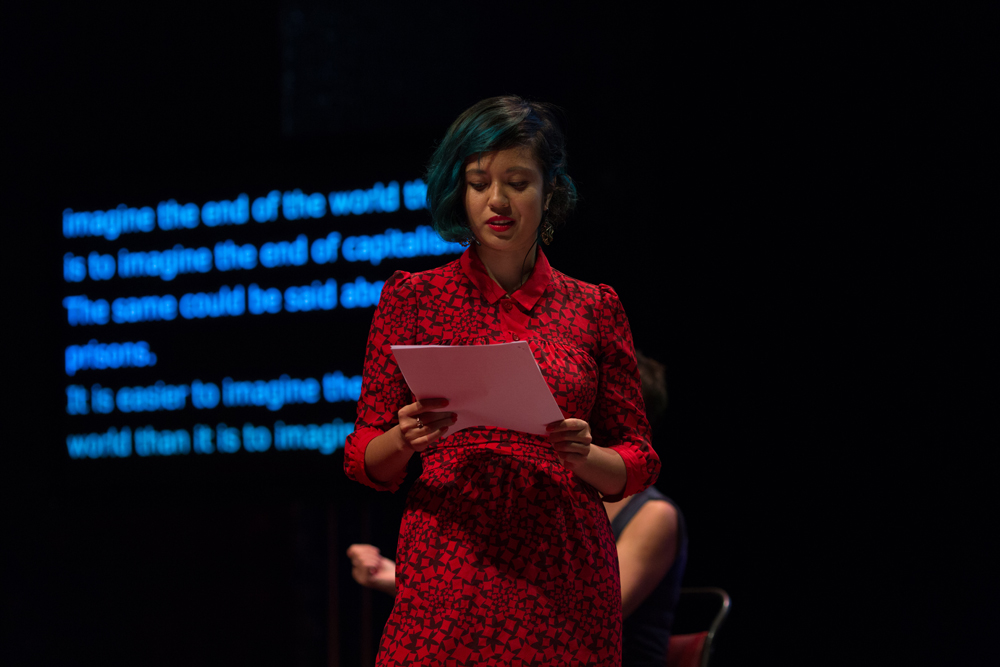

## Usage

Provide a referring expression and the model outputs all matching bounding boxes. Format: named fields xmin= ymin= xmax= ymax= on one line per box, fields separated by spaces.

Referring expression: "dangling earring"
xmin=459 ymin=224 xmax=480 ymax=247
xmin=541 ymin=216 xmax=555 ymax=245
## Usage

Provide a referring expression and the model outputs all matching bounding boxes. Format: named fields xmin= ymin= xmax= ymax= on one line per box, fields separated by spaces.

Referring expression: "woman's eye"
xmin=469 ymin=182 xmax=487 ymax=191
xmin=510 ymin=182 xmax=528 ymax=189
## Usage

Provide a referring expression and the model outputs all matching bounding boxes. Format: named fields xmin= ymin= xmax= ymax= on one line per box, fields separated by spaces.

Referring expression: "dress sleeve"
xmin=592 ymin=284 xmax=661 ymax=502
xmin=344 ymin=271 xmax=416 ymax=492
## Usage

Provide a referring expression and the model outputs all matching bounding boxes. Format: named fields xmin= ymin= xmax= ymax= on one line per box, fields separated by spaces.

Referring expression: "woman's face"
xmin=463 ymin=146 xmax=552 ymax=259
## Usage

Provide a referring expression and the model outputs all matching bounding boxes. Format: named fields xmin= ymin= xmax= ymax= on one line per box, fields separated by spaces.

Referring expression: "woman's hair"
xmin=425 ymin=96 xmax=578 ymax=243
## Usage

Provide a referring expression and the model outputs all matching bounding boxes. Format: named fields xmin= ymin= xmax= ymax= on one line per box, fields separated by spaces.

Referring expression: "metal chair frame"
xmin=675 ymin=587 xmax=730 ymax=667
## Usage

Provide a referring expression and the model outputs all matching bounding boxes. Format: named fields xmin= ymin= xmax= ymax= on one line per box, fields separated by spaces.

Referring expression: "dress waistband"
xmin=421 ymin=429 xmax=560 ymax=464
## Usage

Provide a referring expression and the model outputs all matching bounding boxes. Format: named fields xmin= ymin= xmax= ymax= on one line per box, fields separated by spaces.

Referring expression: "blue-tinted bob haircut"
xmin=425 ymin=96 xmax=578 ymax=243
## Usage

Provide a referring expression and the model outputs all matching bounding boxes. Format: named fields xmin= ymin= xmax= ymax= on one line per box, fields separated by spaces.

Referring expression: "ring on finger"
xmin=416 ymin=418 xmax=423 ymax=429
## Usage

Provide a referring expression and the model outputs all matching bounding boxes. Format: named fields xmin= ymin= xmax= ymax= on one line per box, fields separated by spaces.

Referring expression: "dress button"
xmin=502 ymin=301 xmax=513 ymax=311
xmin=512 ymin=334 xmax=519 ymax=340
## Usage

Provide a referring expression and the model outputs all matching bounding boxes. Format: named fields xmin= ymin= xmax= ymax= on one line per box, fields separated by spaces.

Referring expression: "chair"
xmin=666 ymin=587 xmax=730 ymax=667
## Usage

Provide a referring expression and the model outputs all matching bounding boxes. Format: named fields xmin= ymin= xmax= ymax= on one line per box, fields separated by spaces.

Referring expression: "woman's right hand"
xmin=363 ymin=398 xmax=455 ymax=485
xmin=397 ymin=398 xmax=455 ymax=452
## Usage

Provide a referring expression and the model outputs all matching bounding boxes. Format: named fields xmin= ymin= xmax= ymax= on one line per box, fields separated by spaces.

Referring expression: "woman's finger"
xmin=405 ymin=413 xmax=456 ymax=437
xmin=551 ymin=440 xmax=589 ymax=454
xmin=546 ymin=419 xmax=591 ymax=446
xmin=548 ymin=429 xmax=591 ymax=446
xmin=406 ymin=425 xmax=450 ymax=452
xmin=400 ymin=410 xmax=455 ymax=441
xmin=398 ymin=397 xmax=457 ymax=453
xmin=549 ymin=421 xmax=592 ymax=469
xmin=400 ymin=398 xmax=449 ymax=418
xmin=545 ymin=418 xmax=588 ymax=432
xmin=548 ymin=430 xmax=591 ymax=442
xmin=412 ymin=412 xmax=456 ymax=428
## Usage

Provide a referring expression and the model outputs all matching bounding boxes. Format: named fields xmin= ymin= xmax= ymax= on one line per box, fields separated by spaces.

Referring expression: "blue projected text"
xmin=65 ymin=372 xmax=361 ymax=415
xmin=60 ymin=177 xmax=450 ymax=465
xmin=63 ymin=205 xmax=156 ymax=241
xmin=327 ymin=182 xmax=399 ymax=216
xmin=341 ymin=226 xmax=461 ymax=266
xmin=65 ymin=340 xmax=157 ymax=376
xmin=63 ymin=180 xmax=430 ymax=241
xmin=66 ymin=420 xmax=354 ymax=458
xmin=63 ymin=276 xmax=388 ymax=326
xmin=222 ymin=375 xmax=320 ymax=411
xmin=118 ymin=245 xmax=214 ymax=281
xmin=64 ymin=228 xmax=461 ymax=283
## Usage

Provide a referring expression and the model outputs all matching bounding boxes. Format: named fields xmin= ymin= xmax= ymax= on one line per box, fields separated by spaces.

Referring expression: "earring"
xmin=541 ymin=219 xmax=555 ymax=245
xmin=459 ymin=225 xmax=480 ymax=247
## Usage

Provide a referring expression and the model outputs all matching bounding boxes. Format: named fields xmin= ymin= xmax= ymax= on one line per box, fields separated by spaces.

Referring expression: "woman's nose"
xmin=489 ymin=185 xmax=509 ymax=209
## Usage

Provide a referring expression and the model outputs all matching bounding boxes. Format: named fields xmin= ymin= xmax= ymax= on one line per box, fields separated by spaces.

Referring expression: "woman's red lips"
xmin=487 ymin=215 xmax=514 ymax=233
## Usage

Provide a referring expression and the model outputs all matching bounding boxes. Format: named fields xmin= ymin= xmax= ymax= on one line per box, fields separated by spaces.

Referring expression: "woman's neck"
xmin=477 ymin=244 xmax=538 ymax=295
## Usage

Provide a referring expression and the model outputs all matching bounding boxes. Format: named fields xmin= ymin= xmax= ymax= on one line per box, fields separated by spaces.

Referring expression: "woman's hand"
xmin=547 ymin=418 xmax=593 ymax=471
xmin=363 ymin=398 xmax=455 ymax=484
xmin=398 ymin=398 xmax=456 ymax=452
xmin=547 ymin=418 xmax=627 ymax=497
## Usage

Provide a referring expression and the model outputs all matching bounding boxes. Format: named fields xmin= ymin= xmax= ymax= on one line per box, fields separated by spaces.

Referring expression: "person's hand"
xmin=398 ymin=398 xmax=455 ymax=452
xmin=347 ymin=543 xmax=382 ymax=584
xmin=346 ymin=543 xmax=396 ymax=594
xmin=546 ymin=418 xmax=592 ymax=471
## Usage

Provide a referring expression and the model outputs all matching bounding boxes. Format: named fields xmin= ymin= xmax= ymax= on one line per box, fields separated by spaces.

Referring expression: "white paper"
xmin=390 ymin=341 xmax=564 ymax=438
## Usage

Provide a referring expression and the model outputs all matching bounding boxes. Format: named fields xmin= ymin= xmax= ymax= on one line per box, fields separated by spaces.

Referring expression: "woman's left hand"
xmin=546 ymin=418 xmax=592 ymax=471
xmin=547 ymin=418 xmax=627 ymax=497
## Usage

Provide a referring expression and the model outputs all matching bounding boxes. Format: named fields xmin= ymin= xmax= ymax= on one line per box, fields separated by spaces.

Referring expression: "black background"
xmin=3 ymin=2 xmax=994 ymax=665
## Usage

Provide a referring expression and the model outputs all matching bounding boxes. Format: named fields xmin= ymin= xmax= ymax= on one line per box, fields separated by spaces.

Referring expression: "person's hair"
xmin=636 ymin=351 xmax=668 ymax=425
xmin=425 ymin=95 xmax=578 ymax=243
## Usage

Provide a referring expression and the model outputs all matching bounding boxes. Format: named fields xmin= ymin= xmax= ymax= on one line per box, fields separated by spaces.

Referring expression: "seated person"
xmin=609 ymin=351 xmax=688 ymax=666
xmin=348 ymin=352 xmax=686 ymax=666
xmin=346 ymin=542 xmax=396 ymax=597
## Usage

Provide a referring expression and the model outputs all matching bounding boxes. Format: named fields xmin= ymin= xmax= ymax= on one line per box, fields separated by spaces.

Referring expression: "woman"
xmin=344 ymin=96 xmax=660 ymax=666
xmin=348 ymin=353 xmax=685 ymax=666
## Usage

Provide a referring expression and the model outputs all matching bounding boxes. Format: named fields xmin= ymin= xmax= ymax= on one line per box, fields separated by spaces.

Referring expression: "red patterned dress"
xmin=345 ymin=247 xmax=660 ymax=666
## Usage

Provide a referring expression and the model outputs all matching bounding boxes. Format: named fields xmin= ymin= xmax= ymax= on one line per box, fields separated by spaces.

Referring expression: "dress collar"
xmin=460 ymin=245 xmax=552 ymax=310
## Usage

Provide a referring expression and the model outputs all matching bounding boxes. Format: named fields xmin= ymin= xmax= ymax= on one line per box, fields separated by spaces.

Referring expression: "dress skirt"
xmin=376 ymin=439 xmax=622 ymax=666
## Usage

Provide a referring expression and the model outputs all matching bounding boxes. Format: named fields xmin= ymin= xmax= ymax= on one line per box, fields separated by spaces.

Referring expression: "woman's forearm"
xmin=572 ymin=445 xmax=626 ymax=497
xmin=547 ymin=419 xmax=628 ymax=497
xmin=363 ymin=426 xmax=414 ymax=485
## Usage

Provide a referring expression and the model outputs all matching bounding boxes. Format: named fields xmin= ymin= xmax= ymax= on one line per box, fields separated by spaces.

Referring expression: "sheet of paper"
xmin=390 ymin=341 xmax=564 ymax=438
